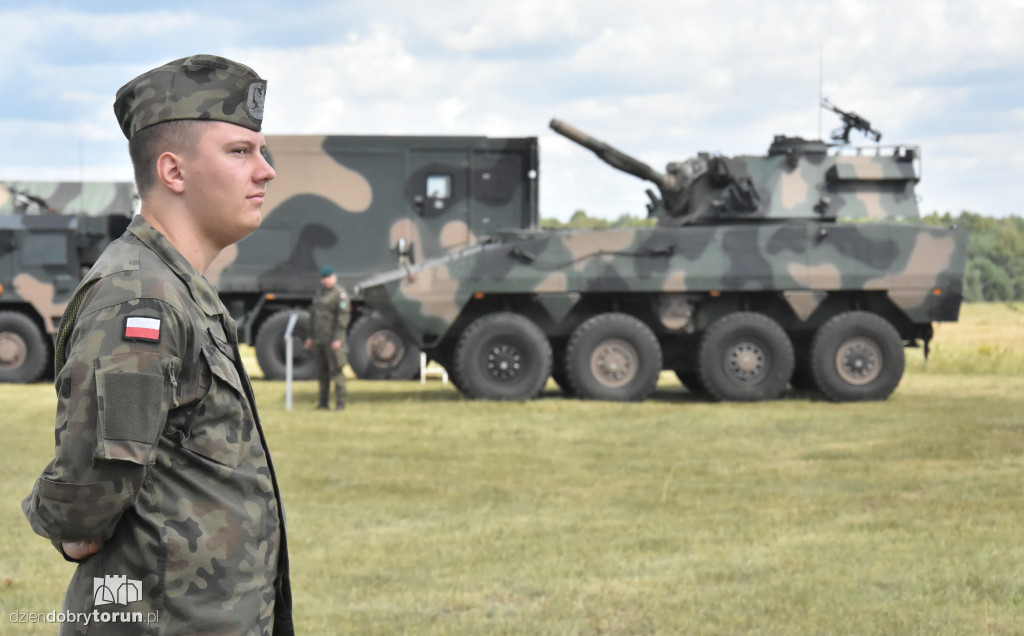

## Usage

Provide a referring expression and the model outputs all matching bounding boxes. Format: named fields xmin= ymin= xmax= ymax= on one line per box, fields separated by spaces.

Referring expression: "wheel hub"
xmin=589 ymin=338 xmax=639 ymax=388
xmin=486 ymin=344 xmax=522 ymax=381
xmin=0 ymin=332 xmax=28 ymax=369
xmin=366 ymin=330 xmax=404 ymax=366
xmin=835 ymin=337 xmax=882 ymax=385
xmin=725 ymin=341 xmax=767 ymax=384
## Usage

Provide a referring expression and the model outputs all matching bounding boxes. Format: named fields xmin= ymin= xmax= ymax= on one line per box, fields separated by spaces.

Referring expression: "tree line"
xmin=543 ymin=210 xmax=1024 ymax=303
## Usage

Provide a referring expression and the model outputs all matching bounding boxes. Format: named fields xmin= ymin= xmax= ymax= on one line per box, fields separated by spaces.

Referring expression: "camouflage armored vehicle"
xmin=0 ymin=135 xmax=539 ymax=383
xmin=0 ymin=181 xmax=135 ymax=382
xmin=357 ymin=108 xmax=969 ymax=402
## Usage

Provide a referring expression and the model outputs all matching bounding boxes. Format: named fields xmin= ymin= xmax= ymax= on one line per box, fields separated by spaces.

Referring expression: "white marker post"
xmin=284 ymin=311 xmax=300 ymax=410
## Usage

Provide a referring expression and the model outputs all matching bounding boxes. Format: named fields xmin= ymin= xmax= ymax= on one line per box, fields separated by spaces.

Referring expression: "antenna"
xmin=817 ymin=43 xmax=823 ymax=140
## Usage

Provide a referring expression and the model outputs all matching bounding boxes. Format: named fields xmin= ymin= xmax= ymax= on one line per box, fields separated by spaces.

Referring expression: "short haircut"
xmin=128 ymin=120 xmax=205 ymax=196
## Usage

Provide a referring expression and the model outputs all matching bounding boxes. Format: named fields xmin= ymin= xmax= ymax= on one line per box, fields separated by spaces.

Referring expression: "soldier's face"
xmin=184 ymin=121 xmax=276 ymax=249
xmin=322 ymin=273 xmax=337 ymax=289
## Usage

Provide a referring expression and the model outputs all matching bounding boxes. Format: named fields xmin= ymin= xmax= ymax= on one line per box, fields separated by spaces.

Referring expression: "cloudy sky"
xmin=1 ymin=0 xmax=1021 ymax=221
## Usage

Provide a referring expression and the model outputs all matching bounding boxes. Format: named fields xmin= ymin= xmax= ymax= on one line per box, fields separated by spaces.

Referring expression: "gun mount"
xmin=821 ymin=98 xmax=882 ymax=144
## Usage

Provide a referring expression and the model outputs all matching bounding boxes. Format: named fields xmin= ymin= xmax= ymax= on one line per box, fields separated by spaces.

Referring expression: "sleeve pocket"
xmin=94 ymin=353 xmax=177 ymax=465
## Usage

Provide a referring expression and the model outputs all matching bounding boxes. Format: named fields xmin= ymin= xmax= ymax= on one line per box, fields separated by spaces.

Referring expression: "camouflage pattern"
xmin=114 ymin=54 xmax=266 ymax=139
xmin=549 ymin=119 xmax=923 ymax=225
xmin=207 ymin=134 xmax=538 ymax=380
xmin=0 ymin=181 xmax=137 ymax=216
xmin=0 ymin=195 xmax=133 ymax=382
xmin=22 ymin=215 xmax=292 ymax=635
xmin=309 ymin=283 xmax=351 ymax=408
xmin=0 ymin=135 xmax=539 ymax=384
xmin=358 ymin=117 xmax=969 ymax=402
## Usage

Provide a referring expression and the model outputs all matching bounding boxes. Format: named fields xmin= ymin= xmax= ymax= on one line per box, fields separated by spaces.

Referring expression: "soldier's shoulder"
xmin=79 ymin=235 xmax=189 ymax=315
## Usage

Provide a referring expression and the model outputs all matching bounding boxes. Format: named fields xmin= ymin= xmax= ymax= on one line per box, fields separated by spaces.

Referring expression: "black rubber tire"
xmin=453 ymin=312 xmax=552 ymax=401
xmin=254 ymin=310 xmax=316 ymax=381
xmin=565 ymin=313 xmax=662 ymax=401
xmin=348 ymin=312 xmax=421 ymax=380
xmin=550 ymin=342 xmax=575 ymax=396
xmin=789 ymin=339 xmax=814 ymax=391
xmin=809 ymin=311 xmax=905 ymax=402
xmin=698 ymin=312 xmax=794 ymax=402
xmin=0 ymin=311 xmax=48 ymax=383
xmin=674 ymin=370 xmax=707 ymax=395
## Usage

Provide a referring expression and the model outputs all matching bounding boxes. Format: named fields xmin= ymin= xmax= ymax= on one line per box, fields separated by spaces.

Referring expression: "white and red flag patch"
xmin=124 ymin=316 xmax=161 ymax=342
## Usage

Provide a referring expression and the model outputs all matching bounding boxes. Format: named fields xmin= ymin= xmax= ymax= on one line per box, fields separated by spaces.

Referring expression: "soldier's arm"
xmin=22 ymin=294 xmax=185 ymax=552
xmin=335 ymin=288 xmax=351 ymax=341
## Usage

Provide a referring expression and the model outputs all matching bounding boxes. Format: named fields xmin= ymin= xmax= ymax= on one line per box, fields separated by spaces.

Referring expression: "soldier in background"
xmin=305 ymin=265 xmax=351 ymax=410
xmin=22 ymin=55 xmax=292 ymax=635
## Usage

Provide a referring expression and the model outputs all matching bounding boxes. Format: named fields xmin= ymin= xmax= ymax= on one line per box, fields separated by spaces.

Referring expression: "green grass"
xmin=3 ymin=303 xmax=1024 ymax=634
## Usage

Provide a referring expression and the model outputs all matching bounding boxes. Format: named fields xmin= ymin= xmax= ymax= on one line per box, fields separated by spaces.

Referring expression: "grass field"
xmin=2 ymin=303 xmax=1023 ymax=634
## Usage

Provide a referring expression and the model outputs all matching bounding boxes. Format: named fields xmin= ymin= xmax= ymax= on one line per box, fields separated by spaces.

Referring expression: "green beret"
xmin=113 ymin=54 xmax=267 ymax=140
xmin=321 ymin=266 xmax=335 ymax=277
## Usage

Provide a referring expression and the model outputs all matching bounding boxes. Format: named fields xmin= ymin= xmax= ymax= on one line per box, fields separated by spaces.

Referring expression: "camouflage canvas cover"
xmin=0 ymin=181 xmax=137 ymax=216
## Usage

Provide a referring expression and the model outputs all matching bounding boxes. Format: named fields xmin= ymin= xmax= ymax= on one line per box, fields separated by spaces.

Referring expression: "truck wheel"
xmin=0 ymin=311 xmax=48 ymax=383
xmin=809 ymin=312 xmax=904 ymax=402
xmin=348 ymin=312 xmax=421 ymax=380
xmin=453 ymin=312 xmax=552 ymax=400
xmin=550 ymin=343 xmax=575 ymax=396
xmin=254 ymin=310 xmax=316 ymax=381
xmin=565 ymin=313 xmax=662 ymax=401
xmin=698 ymin=312 xmax=794 ymax=402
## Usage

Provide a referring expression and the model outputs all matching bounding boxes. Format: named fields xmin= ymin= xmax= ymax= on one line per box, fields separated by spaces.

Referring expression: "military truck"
xmin=357 ymin=108 xmax=969 ymax=402
xmin=0 ymin=135 xmax=539 ymax=383
xmin=0 ymin=181 xmax=136 ymax=382
xmin=214 ymin=134 xmax=539 ymax=380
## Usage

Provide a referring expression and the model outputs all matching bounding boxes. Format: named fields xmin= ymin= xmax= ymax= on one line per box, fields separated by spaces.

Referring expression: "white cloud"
xmin=0 ymin=0 xmax=1022 ymax=219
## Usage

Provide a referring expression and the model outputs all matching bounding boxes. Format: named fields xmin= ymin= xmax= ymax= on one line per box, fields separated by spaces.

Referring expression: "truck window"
xmin=426 ymin=174 xmax=451 ymax=200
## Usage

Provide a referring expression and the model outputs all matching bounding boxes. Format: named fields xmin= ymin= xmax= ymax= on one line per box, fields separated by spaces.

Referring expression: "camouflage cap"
xmin=113 ymin=54 xmax=267 ymax=140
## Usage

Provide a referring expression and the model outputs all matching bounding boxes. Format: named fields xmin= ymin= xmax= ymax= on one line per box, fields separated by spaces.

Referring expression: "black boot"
xmin=317 ymin=381 xmax=329 ymax=410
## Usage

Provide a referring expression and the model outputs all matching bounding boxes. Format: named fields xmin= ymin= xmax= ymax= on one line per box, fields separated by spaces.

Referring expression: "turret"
xmin=550 ymin=104 xmax=922 ymax=226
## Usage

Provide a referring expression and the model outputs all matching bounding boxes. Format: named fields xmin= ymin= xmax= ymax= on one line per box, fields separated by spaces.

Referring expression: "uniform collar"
xmin=126 ymin=214 xmax=224 ymax=317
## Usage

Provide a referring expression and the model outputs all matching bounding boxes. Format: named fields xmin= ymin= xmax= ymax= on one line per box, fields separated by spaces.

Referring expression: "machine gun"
xmin=0 ymin=183 xmax=61 ymax=214
xmin=821 ymin=98 xmax=882 ymax=144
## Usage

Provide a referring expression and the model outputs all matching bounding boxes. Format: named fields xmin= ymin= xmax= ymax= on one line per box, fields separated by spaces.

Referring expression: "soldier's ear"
xmin=156 ymin=152 xmax=186 ymax=194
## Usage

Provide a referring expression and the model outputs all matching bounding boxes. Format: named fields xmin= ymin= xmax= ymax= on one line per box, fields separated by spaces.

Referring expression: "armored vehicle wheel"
xmin=0 ymin=311 xmax=48 ymax=383
xmin=453 ymin=312 xmax=552 ymax=401
xmin=698 ymin=312 xmax=794 ymax=402
xmin=809 ymin=312 xmax=904 ymax=402
xmin=255 ymin=310 xmax=316 ymax=381
xmin=565 ymin=313 xmax=661 ymax=401
xmin=348 ymin=312 xmax=421 ymax=380
xmin=550 ymin=344 xmax=575 ymax=396
xmin=674 ymin=370 xmax=707 ymax=395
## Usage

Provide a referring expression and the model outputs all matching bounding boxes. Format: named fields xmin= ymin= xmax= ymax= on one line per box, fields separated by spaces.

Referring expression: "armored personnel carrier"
xmin=358 ymin=106 xmax=969 ymax=402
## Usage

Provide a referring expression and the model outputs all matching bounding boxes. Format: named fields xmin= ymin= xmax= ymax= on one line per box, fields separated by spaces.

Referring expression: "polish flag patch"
xmin=124 ymin=316 xmax=161 ymax=342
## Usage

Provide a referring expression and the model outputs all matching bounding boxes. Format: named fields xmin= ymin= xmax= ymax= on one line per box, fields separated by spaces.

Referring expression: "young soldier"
xmin=22 ymin=55 xmax=293 ymax=635
xmin=305 ymin=265 xmax=351 ymax=410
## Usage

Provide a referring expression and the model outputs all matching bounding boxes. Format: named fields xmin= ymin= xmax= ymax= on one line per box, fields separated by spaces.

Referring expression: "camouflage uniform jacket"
xmin=308 ymin=284 xmax=350 ymax=347
xmin=22 ymin=215 xmax=293 ymax=635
